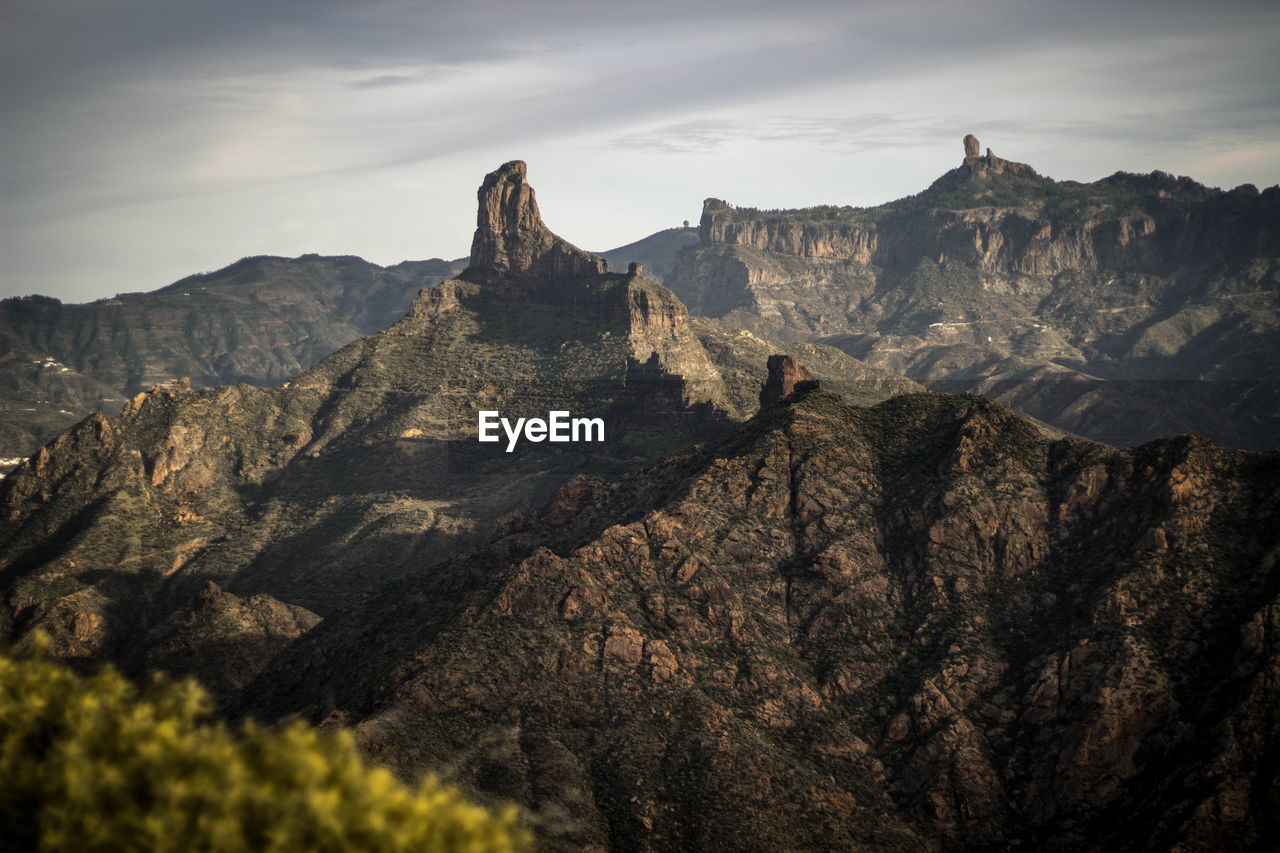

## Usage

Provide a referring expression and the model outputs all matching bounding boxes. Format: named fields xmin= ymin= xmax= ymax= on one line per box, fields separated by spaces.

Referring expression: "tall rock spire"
xmin=465 ymin=160 xmax=608 ymax=282
xmin=759 ymin=354 xmax=814 ymax=408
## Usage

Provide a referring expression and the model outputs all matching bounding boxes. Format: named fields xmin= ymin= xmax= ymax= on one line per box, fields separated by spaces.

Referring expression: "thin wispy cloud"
xmin=2 ymin=0 xmax=1277 ymax=301
xmin=347 ymin=73 xmax=422 ymax=90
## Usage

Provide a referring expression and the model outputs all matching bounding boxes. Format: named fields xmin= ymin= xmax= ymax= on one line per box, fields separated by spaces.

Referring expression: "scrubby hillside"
xmin=245 ymin=387 xmax=1280 ymax=851
xmin=666 ymin=136 xmax=1280 ymax=449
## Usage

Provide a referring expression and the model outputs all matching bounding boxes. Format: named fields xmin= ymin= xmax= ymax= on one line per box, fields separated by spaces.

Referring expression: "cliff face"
xmin=698 ymin=144 xmax=1278 ymax=274
xmin=245 ymin=389 xmax=1280 ymax=851
xmin=466 ymin=160 xmax=608 ymax=282
xmin=668 ymin=136 xmax=1280 ymax=450
xmin=700 ymin=199 xmax=878 ymax=262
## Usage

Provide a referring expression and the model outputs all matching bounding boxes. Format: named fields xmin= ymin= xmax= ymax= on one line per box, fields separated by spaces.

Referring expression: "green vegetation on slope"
xmin=724 ymin=163 xmax=1226 ymax=224
xmin=0 ymin=255 xmax=465 ymax=460
xmin=0 ymin=634 xmax=529 ymax=853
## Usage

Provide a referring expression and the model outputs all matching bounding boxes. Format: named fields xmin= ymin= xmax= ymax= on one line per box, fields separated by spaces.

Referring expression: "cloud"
xmin=347 ymin=73 xmax=421 ymax=90
xmin=2 ymin=0 xmax=1278 ymax=301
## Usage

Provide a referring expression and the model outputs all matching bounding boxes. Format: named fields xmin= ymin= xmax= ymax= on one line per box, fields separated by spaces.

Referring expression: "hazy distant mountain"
xmin=596 ymin=227 xmax=701 ymax=284
xmin=0 ymin=255 xmax=466 ymax=463
xmin=664 ymin=135 xmax=1280 ymax=449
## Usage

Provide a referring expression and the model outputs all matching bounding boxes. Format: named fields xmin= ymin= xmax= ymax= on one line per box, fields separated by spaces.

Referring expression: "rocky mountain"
xmin=665 ymin=136 xmax=1280 ymax=450
xmin=242 ymin=385 xmax=1280 ymax=851
xmin=0 ymin=161 xmax=916 ymax=699
xmin=0 ymin=255 xmax=466 ymax=464
xmin=0 ymin=222 xmax=697 ymax=469
xmin=4 ymin=155 xmax=1276 ymax=852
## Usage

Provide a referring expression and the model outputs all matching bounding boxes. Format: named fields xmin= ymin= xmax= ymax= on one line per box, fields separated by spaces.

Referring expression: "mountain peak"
xmin=464 ymin=160 xmax=607 ymax=282
xmin=957 ymin=133 xmax=1037 ymax=178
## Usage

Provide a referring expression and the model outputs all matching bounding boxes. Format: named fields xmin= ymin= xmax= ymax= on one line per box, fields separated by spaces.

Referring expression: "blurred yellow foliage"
xmin=0 ymin=634 xmax=530 ymax=852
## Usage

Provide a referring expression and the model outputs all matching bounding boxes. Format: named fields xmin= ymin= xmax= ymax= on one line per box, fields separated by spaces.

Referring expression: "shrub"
xmin=0 ymin=635 xmax=529 ymax=852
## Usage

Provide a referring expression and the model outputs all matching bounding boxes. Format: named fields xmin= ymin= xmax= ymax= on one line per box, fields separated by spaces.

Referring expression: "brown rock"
xmin=603 ymin=625 xmax=644 ymax=665
xmin=465 ymin=160 xmax=607 ymax=282
xmin=544 ymin=475 xmax=607 ymax=525
xmin=963 ymin=133 xmax=980 ymax=162
xmin=759 ymin=354 xmax=814 ymax=408
xmin=646 ymin=639 xmax=679 ymax=682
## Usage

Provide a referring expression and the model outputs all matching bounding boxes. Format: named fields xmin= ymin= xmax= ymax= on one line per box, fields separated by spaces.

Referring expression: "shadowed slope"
xmin=0 ymin=163 xmax=916 ymax=701
xmin=244 ymin=388 xmax=1280 ymax=851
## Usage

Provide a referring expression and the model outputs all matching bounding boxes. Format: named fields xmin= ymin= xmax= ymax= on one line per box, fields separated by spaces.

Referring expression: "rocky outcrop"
xmin=693 ymin=139 xmax=1279 ymax=272
xmin=957 ymin=133 xmax=1038 ymax=178
xmin=667 ymin=138 xmax=1280 ymax=449
xmin=246 ymin=390 xmax=1280 ymax=851
xmin=465 ymin=160 xmax=607 ymax=282
xmin=699 ymin=198 xmax=878 ymax=262
xmin=623 ymin=282 xmax=725 ymax=409
xmin=759 ymin=353 xmax=813 ymax=407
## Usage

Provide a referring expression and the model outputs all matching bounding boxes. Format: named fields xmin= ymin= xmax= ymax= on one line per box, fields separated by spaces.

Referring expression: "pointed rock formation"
xmin=759 ymin=353 xmax=814 ymax=407
xmin=465 ymin=160 xmax=608 ymax=282
xmin=956 ymin=134 xmax=1034 ymax=177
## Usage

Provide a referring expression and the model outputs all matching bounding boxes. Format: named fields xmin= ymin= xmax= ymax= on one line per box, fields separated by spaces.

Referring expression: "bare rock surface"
xmin=244 ymin=389 xmax=1280 ymax=852
xmin=759 ymin=353 xmax=814 ymax=407
xmin=668 ymin=139 xmax=1280 ymax=449
xmin=466 ymin=160 xmax=608 ymax=282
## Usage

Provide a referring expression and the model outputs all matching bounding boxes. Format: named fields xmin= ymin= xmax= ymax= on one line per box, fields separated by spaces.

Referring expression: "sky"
xmin=3 ymin=0 xmax=1278 ymax=303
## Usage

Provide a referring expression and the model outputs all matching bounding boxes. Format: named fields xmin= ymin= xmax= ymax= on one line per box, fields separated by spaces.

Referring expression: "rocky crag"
xmin=0 ymin=162 xmax=916 ymax=699
xmin=759 ymin=353 xmax=814 ymax=407
xmin=243 ymin=386 xmax=1280 ymax=851
xmin=467 ymin=161 xmax=609 ymax=283
xmin=667 ymin=136 xmax=1280 ymax=449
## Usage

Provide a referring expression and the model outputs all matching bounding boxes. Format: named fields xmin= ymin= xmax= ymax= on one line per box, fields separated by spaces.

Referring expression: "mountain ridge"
xmin=0 ymin=161 xmax=918 ymax=700
xmin=0 ymin=254 xmax=466 ymax=463
xmin=2 ymin=150 xmax=1277 ymax=851
xmin=240 ymin=385 xmax=1280 ymax=851
xmin=665 ymin=135 xmax=1280 ymax=449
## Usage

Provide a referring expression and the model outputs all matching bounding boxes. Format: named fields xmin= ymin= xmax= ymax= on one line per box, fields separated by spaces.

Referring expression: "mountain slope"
xmin=665 ymin=136 xmax=1280 ymax=449
xmin=0 ymin=162 xmax=918 ymax=699
xmin=0 ymin=255 xmax=466 ymax=462
xmin=596 ymin=227 xmax=701 ymax=284
xmin=243 ymin=387 xmax=1280 ymax=851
